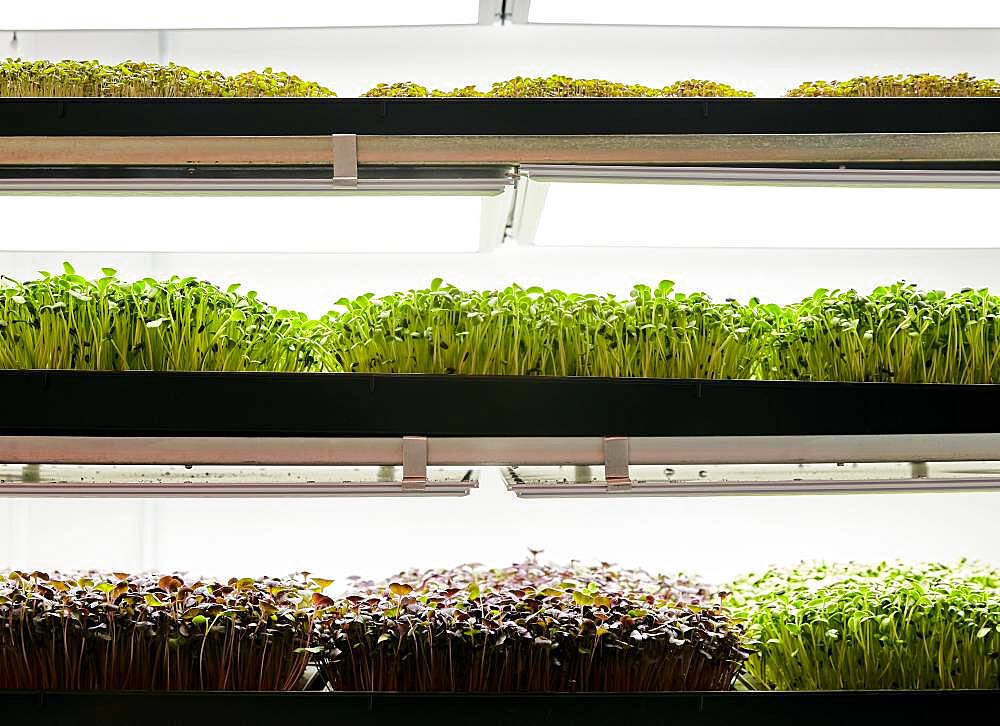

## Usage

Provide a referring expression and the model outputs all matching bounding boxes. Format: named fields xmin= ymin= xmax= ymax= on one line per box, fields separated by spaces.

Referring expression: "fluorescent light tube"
xmin=527 ymin=0 xmax=1000 ymax=28
xmin=0 ymin=195 xmax=486 ymax=253
xmin=1 ymin=0 xmax=477 ymax=30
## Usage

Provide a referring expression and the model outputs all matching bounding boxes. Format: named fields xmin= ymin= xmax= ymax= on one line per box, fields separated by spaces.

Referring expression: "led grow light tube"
xmin=523 ymin=0 xmax=1000 ymax=27
xmin=0 ymin=178 xmax=511 ymax=194
xmin=0 ymin=481 xmax=475 ymax=498
xmin=0 ymin=0 xmax=481 ymax=30
xmin=522 ymin=165 xmax=1000 ymax=186
xmin=3 ymin=433 xmax=1000 ymax=466
xmin=505 ymin=476 xmax=1000 ymax=498
xmin=0 ymin=435 xmax=478 ymax=496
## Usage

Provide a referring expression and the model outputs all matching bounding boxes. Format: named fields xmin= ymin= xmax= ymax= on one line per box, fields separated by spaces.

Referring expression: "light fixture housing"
xmin=0 ymin=166 xmax=514 ymax=254
xmin=515 ymin=165 xmax=1000 ymax=248
xmin=5 ymin=434 xmax=1000 ymax=498
xmin=523 ymin=0 xmax=1000 ymax=27
xmin=0 ymin=0 xmax=482 ymax=30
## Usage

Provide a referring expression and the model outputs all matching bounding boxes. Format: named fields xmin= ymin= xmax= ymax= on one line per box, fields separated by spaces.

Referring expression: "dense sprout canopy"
xmin=0 ymin=58 xmax=336 ymax=97
xmin=764 ymin=283 xmax=1000 ymax=383
xmin=361 ymin=559 xmax=717 ymax=604
xmin=320 ymin=279 xmax=770 ymax=379
xmin=0 ymin=263 xmax=323 ymax=371
xmin=4 ymin=60 xmax=998 ymax=98
xmin=316 ymin=559 xmax=747 ymax=692
xmin=5 ymin=268 xmax=1000 ymax=383
xmin=0 ymin=569 xmax=321 ymax=689
xmin=362 ymin=74 xmax=754 ymax=98
xmin=729 ymin=561 xmax=1000 ymax=690
xmin=787 ymin=73 xmax=1000 ymax=97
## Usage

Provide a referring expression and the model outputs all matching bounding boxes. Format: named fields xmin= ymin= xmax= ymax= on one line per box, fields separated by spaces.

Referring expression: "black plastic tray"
xmin=1 ymin=370 xmax=998 ymax=438
xmin=2 ymin=97 xmax=1000 ymax=136
xmin=0 ymin=690 xmax=996 ymax=726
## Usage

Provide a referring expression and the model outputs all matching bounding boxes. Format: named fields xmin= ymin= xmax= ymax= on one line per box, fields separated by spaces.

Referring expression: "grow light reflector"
xmin=0 ymin=464 xmax=478 ymax=498
xmin=526 ymin=0 xmax=1000 ymax=27
xmin=0 ymin=0 xmax=478 ymax=30
xmin=521 ymin=177 xmax=1000 ymax=248
xmin=504 ymin=463 xmax=1000 ymax=497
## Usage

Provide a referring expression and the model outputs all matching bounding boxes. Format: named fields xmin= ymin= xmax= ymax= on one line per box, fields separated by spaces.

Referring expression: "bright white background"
xmin=6 ymin=0 xmax=1000 ymax=30
xmin=2 ymin=1 xmax=1000 ymax=586
xmin=5 ymin=487 xmax=1000 ymax=586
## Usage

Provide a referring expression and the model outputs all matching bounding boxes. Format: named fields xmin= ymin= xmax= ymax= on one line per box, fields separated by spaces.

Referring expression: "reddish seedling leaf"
xmin=312 ymin=593 xmax=336 ymax=608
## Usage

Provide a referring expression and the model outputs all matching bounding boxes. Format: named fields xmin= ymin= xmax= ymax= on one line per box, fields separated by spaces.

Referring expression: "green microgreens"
xmin=362 ymin=74 xmax=754 ymax=98
xmin=0 ymin=58 xmax=335 ymax=97
xmin=5 ymin=270 xmax=1000 ymax=383
xmin=319 ymin=279 xmax=770 ymax=379
xmin=0 ymin=263 xmax=323 ymax=372
xmin=5 ymin=62 xmax=995 ymax=99
xmin=786 ymin=73 xmax=1000 ymax=97
xmin=762 ymin=283 xmax=1000 ymax=383
xmin=5 ymin=560 xmax=1000 ymax=692
xmin=728 ymin=561 xmax=1000 ymax=690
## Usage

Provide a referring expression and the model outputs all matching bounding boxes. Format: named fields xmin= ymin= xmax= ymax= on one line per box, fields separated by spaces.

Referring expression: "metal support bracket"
xmin=331 ymin=134 xmax=358 ymax=187
xmin=603 ymin=436 xmax=633 ymax=490
xmin=402 ymin=436 xmax=428 ymax=490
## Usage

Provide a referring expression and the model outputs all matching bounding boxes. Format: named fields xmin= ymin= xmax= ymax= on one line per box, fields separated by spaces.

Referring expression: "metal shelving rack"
xmin=2 ymin=689 xmax=999 ymax=726
xmin=3 ymin=99 xmax=1000 ymax=496
xmin=1 ymin=367 xmax=1000 ymax=496
xmin=4 ymin=98 xmax=1000 ymax=169
xmin=2 ymin=83 xmax=1000 ymax=721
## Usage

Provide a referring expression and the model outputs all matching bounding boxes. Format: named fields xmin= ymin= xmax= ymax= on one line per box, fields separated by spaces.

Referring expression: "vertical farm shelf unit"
xmin=2 ymin=97 xmax=1000 ymax=719
xmin=3 ymin=98 xmax=1000 ymax=496
xmin=2 ymin=364 xmax=1000 ymax=497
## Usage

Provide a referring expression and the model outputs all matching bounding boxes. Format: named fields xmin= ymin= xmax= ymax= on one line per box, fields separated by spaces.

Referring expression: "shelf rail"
xmin=4 ymin=133 xmax=1000 ymax=170
xmin=3 ymin=433 xmax=1000 ymax=497
xmin=0 ymin=435 xmax=475 ymax=497
xmin=3 ymin=433 xmax=1000 ymax=466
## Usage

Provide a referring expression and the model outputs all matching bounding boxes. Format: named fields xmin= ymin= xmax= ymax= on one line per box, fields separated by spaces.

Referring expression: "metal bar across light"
xmin=3 ymin=434 xmax=1000 ymax=497
xmin=2 ymin=434 xmax=999 ymax=467
xmin=522 ymin=164 xmax=1000 ymax=186
xmin=4 ymin=134 xmax=1000 ymax=167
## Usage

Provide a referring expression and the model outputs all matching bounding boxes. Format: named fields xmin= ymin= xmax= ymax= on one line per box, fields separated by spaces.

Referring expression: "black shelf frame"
xmin=0 ymin=690 xmax=996 ymax=726
xmin=1 ymin=370 xmax=999 ymax=438
xmin=2 ymin=97 xmax=1000 ymax=136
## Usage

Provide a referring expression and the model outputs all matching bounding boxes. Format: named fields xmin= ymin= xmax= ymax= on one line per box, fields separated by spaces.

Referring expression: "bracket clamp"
xmin=603 ymin=436 xmax=633 ymax=490
xmin=402 ymin=436 xmax=428 ymax=490
xmin=332 ymin=134 xmax=358 ymax=187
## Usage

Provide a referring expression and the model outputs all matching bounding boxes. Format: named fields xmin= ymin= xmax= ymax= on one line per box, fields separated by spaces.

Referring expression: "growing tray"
xmin=2 ymin=370 xmax=999 ymax=438
xmin=2 ymin=97 xmax=1000 ymax=135
xmin=0 ymin=690 xmax=996 ymax=726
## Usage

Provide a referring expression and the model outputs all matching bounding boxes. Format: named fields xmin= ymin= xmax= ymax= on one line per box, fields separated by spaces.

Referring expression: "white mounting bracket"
xmin=402 ymin=436 xmax=428 ymax=490
xmin=603 ymin=436 xmax=633 ymax=490
xmin=477 ymin=0 xmax=504 ymax=24
xmin=331 ymin=134 xmax=358 ymax=187
xmin=502 ymin=0 xmax=532 ymax=24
